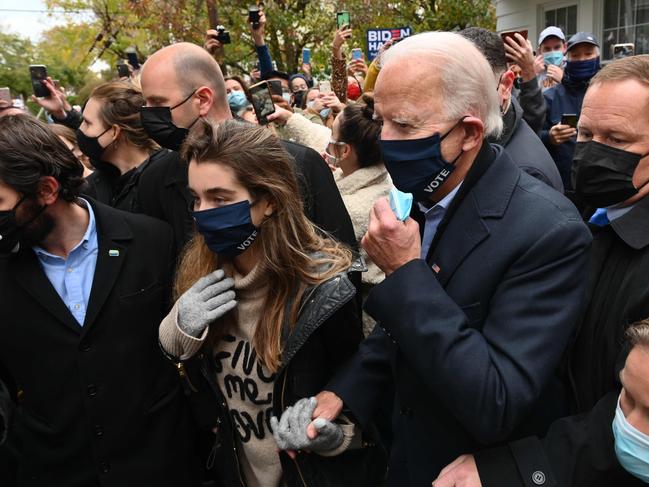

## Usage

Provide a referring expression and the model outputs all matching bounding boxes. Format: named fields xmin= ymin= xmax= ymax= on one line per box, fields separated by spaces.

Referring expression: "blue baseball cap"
xmin=567 ymin=32 xmax=599 ymax=51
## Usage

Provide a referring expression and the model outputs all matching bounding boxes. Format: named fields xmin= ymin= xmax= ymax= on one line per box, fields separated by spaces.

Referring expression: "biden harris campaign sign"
xmin=366 ymin=27 xmax=413 ymax=61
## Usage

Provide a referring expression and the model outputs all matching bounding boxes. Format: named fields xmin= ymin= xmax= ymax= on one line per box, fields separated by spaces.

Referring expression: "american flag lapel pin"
xmin=432 ymin=263 xmax=441 ymax=274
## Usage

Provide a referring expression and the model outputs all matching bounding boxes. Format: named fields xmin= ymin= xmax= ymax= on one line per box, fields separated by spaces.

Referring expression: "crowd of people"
xmin=0 ymin=11 xmax=648 ymax=487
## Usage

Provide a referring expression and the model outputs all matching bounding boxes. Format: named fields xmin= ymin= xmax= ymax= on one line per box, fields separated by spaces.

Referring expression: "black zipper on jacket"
xmin=199 ymin=354 xmax=247 ymax=487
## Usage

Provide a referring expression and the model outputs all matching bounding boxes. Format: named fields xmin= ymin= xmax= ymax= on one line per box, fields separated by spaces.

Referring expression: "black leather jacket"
xmin=172 ymin=264 xmax=386 ymax=487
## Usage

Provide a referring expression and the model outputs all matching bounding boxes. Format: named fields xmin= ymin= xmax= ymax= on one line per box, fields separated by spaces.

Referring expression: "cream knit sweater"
xmin=160 ymin=264 xmax=282 ymax=487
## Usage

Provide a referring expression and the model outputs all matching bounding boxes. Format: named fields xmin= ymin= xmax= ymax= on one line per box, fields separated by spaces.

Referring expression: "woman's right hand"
xmin=333 ymin=27 xmax=353 ymax=57
xmin=177 ymin=269 xmax=236 ymax=337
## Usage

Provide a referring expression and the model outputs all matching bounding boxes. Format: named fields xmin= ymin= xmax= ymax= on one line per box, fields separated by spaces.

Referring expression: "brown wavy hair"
xmin=176 ymin=119 xmax=352 ymax=371
xmin=89 ymin=81 xmax=157 ymax=151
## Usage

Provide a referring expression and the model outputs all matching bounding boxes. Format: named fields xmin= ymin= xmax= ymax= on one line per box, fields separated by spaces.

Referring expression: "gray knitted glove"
xmin=270 ymin=397 xmax=343 ymax=452
xmin=177 ymin=269 xmax=236 ymax=337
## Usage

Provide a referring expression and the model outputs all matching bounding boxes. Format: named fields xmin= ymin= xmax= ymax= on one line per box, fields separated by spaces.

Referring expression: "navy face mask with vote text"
xmin=380 ymin=118 xmax=465 ymax=201
xmin=192 ymin=200 xmax=259 ymax=258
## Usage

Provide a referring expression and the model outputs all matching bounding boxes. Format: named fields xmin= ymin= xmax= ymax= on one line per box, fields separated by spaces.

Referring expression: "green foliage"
xmin=0 ymin=31 xmax=36 ymax=98
xmin=0 ymin=22 xmax=100 ymax=102
xmin=3 ymin=0 xmax=496 ymax=101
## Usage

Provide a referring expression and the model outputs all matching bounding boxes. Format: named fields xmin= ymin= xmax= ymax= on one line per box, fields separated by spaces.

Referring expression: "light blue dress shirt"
xmin=419 ymin=184 xmax=462 ymax=259
xmin=33 ymin=199 xmax=98 ymax=326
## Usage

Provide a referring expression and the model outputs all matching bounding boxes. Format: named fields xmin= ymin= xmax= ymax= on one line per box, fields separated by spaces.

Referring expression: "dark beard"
xmin=18 ymin=200 xmax=55 ymax=248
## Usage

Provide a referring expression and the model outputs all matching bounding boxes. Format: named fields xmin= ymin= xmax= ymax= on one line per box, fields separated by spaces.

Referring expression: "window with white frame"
xmin=603 ymin=0 xmax=649 ymax=60
xmin=543 ymin=5 xmax=578 ymax=40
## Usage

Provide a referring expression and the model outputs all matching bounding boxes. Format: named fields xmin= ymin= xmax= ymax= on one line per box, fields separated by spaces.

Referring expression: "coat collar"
xmin=609 ymin=195 xmax=649 ymax=250
xmin=82 ymin=199 xmax=132 ymax=333
xmin=489 ymin=97 xmax=523 ymax=148
xmin=334 ymin=164 xmax=391 ymax=195
xmin=426 ymin=142 xmax=520 ymax=286
xmin=11 ymin=198 xmax=133 ymax=334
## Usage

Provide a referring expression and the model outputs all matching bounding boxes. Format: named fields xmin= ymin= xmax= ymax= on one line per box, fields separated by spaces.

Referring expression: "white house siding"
xmin=496 ymin=0 xmax=601 ymax=49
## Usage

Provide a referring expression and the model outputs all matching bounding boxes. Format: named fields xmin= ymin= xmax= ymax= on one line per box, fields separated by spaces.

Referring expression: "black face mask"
xmin=76 ymin=126 xmax=112 ymax=162
xmin=572 ymin=141 xmax=647 ymax=208
xmin=293 ymin=90 xmax=306 ymax=107
xmin=140 ymin=90 xmax=199 ymax=152
xmin=0 ymin=197 xmax=45 ymax=254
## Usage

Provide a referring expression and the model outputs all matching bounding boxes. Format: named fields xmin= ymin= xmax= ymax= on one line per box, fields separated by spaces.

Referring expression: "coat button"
xmin=87 ymin=385 xmax=98 ymax=397
xmin=532 ymin=471 xmax=546 ymax=485
xmin=95 ymin=425 xmax=104 ymax=437
xmin=399 ymin=407 xmax=413 ymax=417
xmin=100 ymin=461 xmax=110 ymax=474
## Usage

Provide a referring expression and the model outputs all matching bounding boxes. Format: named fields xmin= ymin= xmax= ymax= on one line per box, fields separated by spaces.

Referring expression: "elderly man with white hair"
xmin=271 ymin=32 xmax=593 ymax=485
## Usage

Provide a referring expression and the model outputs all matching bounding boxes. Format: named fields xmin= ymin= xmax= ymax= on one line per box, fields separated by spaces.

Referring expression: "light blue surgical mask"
xmin=612 ymin=395 xmax=649 ymax=483
xmin=320 ymin=108 xmax=331 ymax=119
xmin=227 ymin=91 xmax=248 ymax=113
xmin=543 ymin=50 xmax=564 ymax=67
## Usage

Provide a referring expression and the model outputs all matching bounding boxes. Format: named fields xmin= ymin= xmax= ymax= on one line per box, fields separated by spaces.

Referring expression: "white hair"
xmin=383 ymin=32 xmax=503 ymax=138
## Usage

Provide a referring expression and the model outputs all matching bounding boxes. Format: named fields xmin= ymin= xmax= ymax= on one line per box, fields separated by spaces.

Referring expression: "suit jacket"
xmin=475 ymin=196 xmax=649 ymax=487
xmin=0 ymin=200 xmax=200 ymax=487
xmin=328 ymin=143 xmax=592 ymax=486
xmin=496 ymin=98 xmax=564 ymax=193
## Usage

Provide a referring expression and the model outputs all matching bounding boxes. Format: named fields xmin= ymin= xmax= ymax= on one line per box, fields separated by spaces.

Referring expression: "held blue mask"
xmin=192 ymin=200 xmax=259 ymax=258
xmin=380 ymin=118 xmax=464 ymax=201
xmin=543 ymin=51 xmax=564 ymax=67
xmin=565 ymin=57 xmax=600 ymax=81
xmin=612 ymin=396 xmax=649 ymax=483
xmin=320 ymin=108 xmax=332 ymax=119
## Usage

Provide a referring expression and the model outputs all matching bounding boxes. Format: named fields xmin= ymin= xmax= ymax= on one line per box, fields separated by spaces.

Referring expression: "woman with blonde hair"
xmin=159 ymin=119 xmax=384 ymax=487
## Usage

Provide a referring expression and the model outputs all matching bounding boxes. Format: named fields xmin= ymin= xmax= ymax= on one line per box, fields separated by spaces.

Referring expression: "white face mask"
xmin=282 ymin=92 xmax=292 ymax=104
xmin=613 ymin=395 xmax=649 ymax=483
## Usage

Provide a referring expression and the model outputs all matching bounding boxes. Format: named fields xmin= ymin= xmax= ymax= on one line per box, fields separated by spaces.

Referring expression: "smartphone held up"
xmin=249 ymin=81 xmax=276 ymax=125
xmin=29 ymin=65 xmax=49 ymax=98
xmin=337 ymin=11 xmax=350 ymax=30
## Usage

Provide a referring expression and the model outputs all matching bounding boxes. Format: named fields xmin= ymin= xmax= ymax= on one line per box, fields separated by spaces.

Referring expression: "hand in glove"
xmin=177 ymin=269 xmax=236 ymax=337
xmin=270 ymin=397 xmax=343 ymax=452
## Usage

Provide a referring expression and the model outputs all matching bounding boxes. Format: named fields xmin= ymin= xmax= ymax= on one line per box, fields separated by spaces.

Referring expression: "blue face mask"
xmin=192 ymin=200 xmax=259 ymax=258
xmin=565 ymin=57 xmax=600 ymax=81
xmin=227 ymin=91 xmax=249 ymax=113
xmin=543 ymin=51 xmax=564 ymax=67
xmin=380 ymin=118 xmax=464 ymax=201
xmin=612 ymin=395 xmax=649 ymax=483
xmin=320 ymin=108 xmax=331 ymax=119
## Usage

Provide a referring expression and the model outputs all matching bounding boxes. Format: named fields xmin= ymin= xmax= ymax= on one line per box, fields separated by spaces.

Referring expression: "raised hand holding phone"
xmin=333 ymin=26 xmax=353 ymax=59
xmin=503 ymin=33 xmax=536 ymax=81
xmin=31 ymin=77 xmax=67 ymax=119
xmin=250 ymin=10 xmax=267 ymax=46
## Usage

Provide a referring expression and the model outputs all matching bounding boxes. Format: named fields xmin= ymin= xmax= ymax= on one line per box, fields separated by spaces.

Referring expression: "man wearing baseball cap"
xmin=541 ymin=32 xmax=600 ymax=193
xmin=537 ymin=26 xmax=567 ymax=91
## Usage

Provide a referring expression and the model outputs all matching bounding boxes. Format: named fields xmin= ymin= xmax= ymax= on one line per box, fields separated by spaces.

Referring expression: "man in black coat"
xmin=460 ymin=27 xmax=564 ymax=193
xmin=136 ymin=42 xmax=357 ymax=253
xmin=433 ymin=54 xmax=649 ymax=487
xmin=303 ymin=33 xmax=592 ymax=486
xmin=0 ymin=115 xmax=200 ymax=487
xmin=0 ymin=380 xmax=9 ymax=447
